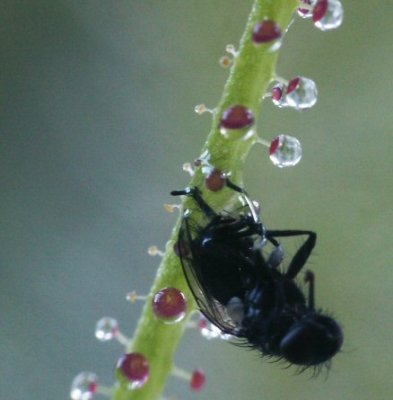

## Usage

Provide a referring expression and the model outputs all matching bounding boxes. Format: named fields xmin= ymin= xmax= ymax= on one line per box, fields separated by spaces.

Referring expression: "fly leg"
xmin=265 ymin=230 xmax=316 ymax=279
xmin=225 ymin=179 xmax=260 ymax=223
xmin=304 ymin=270 xmax=315 ymax=310
xmin=171 ymin=187 xmax=216 ymax=218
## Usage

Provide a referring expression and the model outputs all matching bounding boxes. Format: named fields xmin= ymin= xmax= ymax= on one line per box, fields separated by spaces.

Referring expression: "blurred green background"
xmin=1 ymin=1 xmax=392 ymax=399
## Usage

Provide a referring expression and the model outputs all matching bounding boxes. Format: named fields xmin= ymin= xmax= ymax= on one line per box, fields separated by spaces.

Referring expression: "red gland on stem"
xmin=252 ymin=20 xmax=282 ymax=43
xmin=152 ymin=287 xmax=187 ymax=323
xmin=220 ymin=105 xmax=254 ymax=130
xmin=117 ymin=352 xmax=150 ymax=389
xmin=205 ymin=168 xmax=226 ymax=192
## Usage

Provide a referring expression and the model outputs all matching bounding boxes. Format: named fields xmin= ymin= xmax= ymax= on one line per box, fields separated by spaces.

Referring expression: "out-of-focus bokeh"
xmin=1 ymin=1 xmax=392 ymax=399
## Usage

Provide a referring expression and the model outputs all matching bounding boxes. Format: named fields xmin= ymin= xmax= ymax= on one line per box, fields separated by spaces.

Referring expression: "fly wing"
xmin=177 ymin=217 xmax=241 ymax=336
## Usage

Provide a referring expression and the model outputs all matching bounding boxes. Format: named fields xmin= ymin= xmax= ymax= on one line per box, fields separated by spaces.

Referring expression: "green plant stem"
xmin=112 ymin=1 xmax=299 ymax=399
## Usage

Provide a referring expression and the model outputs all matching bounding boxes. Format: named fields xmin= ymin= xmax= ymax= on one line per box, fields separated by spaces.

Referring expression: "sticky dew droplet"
xmin=70 ymin=372 xmax=98 ymax=400
xmin=95 ymin=317 xmax=119 ymax=342
xmin=219 ymin=55 xmax=232 ymax=68
xmin=220 ymin=105 xmax=254 ymax=130
xmin=117 ymin=352 xmax=150 ymax=390
xmin=164 ymin=203 xmax=180 ymax=213
xmin=95 ymin=317 xmax=132 ymax=347
xmin=126 ymin=290 xmax=148 ymax=303
xmin=297 ymin=0 xmax=316 ymax=18
xmin=219 ymin=105 xmax=255 ymax=140
xmin=152 ymin=287 xmax=187 ymax=324
xmin=194 ymin=103 xmax=214 ymax=115
xmin=313 ymin=0 xmax=343 ymax=31
xmin=147 ymin=245 xmax=164 ymax=257
xmin=225 ymin=44 xmax=238 ymax=57
xmin=182 ymin=162 xmax=195 ymax=176
xmin=252 ymin=20 xmax=282 ymax=44
xmin=269 ymin=134 xmax=302 ymax=168
xmin=286 ymin=76 xmax=318 ymax=109
xmin=271 ymin=82 xmax=290 ymax=108
xmin=205 ymin=168 xmax=226 ymax=192
xmin=198 ymin=315 xmax=232 ymax=340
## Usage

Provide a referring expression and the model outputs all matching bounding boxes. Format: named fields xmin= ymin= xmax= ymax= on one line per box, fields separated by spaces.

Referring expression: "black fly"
xmin=171 ymin=181 xmax=343 ymax=370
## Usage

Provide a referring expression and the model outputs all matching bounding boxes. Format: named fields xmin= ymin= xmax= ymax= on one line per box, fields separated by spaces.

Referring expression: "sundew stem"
xmin=112 ymin=1 xmax=299 ymax=399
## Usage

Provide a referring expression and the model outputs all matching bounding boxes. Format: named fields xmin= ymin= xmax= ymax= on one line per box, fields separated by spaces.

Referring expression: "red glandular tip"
xmin=205 ymin=169 xmax=226 ymax=192
xmin=271 ymin=86 xmax=283 ymax=101
xmin=117 ymin=352 xmax=150 ymax=389
xmin=252 ymin=20 xmax=282 ymax=43
xmin=152 ymin=287 xmax=187 ymax=323
xmin=313 ymin=0 xmax=328 ymax=22
xmin=190 ymin=368 xmax=206 ymax=392
xmin=269 ymin=136 xmax=280 ymax=156
xmin=220 ymin=105 xmax=254 ymax=130
xmin=286 ymin=77 xmax=301 ymax=94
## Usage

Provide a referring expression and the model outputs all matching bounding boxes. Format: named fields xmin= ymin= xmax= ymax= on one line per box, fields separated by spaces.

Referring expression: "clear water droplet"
xmin=313 ymin=0 xmax=343 ymax=31
xmin=286 ymin=76 xmax=318 ymax=110
xmin=70 ymin=372 xmax=98 ymax=400
xmin=269 ymin=135 xmax=302 ymax=168
xmin=95 ymin=317 xmax=118 ymax=341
